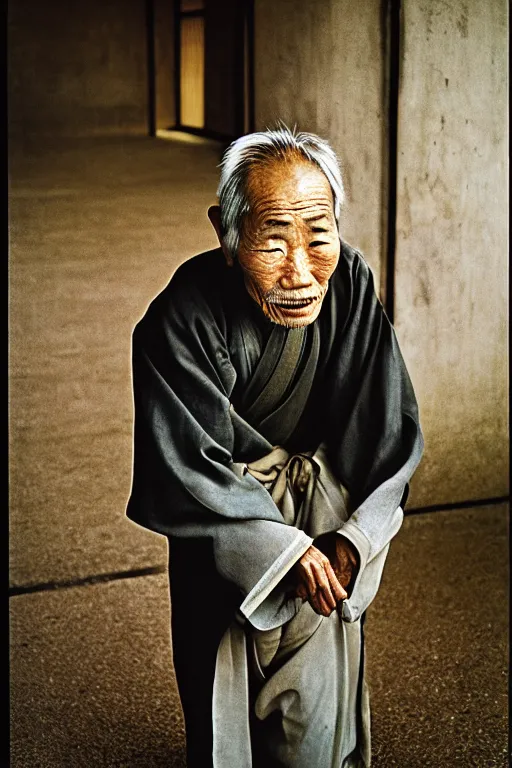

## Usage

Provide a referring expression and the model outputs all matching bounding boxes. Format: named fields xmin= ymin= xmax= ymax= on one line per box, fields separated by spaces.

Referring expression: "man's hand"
xmin=293 ymin=545 xmax=347 ymax=617
xmin=315 ymin=532 xmax=360 ymax=594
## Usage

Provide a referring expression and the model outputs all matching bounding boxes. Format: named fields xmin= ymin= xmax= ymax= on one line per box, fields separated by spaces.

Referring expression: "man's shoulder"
xmin=137 ymin=247 xmax=227 ymax=331
xmin=162 ymin=247 xmax=226 ymax=298
xmin=338 ymin=240 xmax=372 ymax=281
xmin=173 ymin=247 xmax=226 ymax=278
xmin=325 ymin=240 xmax=383 ymax=336
xmin=332 ymin=240 xmax=375 ymax=298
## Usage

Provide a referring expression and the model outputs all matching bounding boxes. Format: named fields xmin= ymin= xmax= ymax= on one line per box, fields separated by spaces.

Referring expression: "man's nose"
xmin=279 ymin=247 xmax=312 ymax=290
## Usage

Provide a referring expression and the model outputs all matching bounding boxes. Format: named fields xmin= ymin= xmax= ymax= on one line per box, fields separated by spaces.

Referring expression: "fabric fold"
xmin=240 ymin=530 xmax=313 ymax=627
xmin=212 ymin=618 xmax=252 ymax=768
xmin=213 ymin=443 xmax=379 ymax=767
xmin=125 ymin=242 xmax=424 ymax=768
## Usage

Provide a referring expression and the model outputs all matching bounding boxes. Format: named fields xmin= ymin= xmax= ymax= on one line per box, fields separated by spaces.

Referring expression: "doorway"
xmin=177 ymin=0 xmax=205 ymax=130
xmin=173 ymin=0 xmax=253 ymax=141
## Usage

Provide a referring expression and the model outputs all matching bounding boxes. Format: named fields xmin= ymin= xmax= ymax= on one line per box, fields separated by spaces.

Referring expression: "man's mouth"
xmin=270 ymin=296 xmax=317 ymax=310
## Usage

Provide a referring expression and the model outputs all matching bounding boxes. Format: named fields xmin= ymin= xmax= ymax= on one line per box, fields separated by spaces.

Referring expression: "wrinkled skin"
xmin=209 ymin=157 xmax=358 ymax=616
xmin=294 ymin=533 xmax=360 ymax=617
xmin=209 ymin=157 xmax=340 ymax=328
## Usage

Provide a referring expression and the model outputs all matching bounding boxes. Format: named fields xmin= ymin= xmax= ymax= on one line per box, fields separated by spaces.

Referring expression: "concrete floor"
xmin=9 ymin=135 xmax=509 ymax=767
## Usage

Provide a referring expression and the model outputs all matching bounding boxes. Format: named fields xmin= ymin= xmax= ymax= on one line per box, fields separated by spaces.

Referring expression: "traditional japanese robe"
xmin=126 ymin=240 xmax=424 ymax=768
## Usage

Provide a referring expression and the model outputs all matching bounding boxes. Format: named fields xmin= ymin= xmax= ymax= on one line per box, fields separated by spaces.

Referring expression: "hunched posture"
xmin=127 ymin=126 xmax=424 ymax=768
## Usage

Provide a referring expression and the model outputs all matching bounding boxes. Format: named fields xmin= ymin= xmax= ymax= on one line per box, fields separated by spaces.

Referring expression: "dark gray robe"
xmin=126 ymin=240 xmax=424 ymax=767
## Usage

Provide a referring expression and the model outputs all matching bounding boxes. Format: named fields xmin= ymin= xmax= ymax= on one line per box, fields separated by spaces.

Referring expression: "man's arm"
xmin=321 ymin=247 xmax=424 ymax=621
xmin=127 ymin=264 xmax=318 ymax=624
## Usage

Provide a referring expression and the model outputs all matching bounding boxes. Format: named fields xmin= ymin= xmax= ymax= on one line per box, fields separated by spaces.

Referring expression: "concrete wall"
xmin=254 ymin=0 xmax=508 ymax=507
xmin=8 ymin=0 xmax=148 ymax=138
xmin=254 ymin=0 xmax=388 ymax=290
xmin=7 ymin=0 xmax=508 ymax=506
xmin=394 ymin=0 xmax=509 ymax=506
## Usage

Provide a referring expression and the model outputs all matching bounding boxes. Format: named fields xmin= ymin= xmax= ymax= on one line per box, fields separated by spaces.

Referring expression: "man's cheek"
xmin=244 ymin=272 xmax=271 ymax=305
xmin=312 ymin=253 xmax=339 ymax=285
xmin=241 ymin=261 xmax=277 ymax=295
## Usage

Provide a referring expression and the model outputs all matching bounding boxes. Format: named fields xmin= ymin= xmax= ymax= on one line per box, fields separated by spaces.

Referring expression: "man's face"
xmin=237 ymin=159 xmax=340 ymax=328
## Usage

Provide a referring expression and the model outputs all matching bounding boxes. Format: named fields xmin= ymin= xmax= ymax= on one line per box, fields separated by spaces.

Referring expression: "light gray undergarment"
xmin=213 ymin=443 xmax=402 ymax=767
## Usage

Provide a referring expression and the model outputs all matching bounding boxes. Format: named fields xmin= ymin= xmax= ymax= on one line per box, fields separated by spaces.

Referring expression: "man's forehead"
xmin=246 ymin=158 xmax=334 ymax=213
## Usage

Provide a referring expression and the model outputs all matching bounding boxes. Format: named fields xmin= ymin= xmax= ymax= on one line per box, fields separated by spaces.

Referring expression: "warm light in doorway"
xmin=180 ymin=12 xmax=205 ymax=129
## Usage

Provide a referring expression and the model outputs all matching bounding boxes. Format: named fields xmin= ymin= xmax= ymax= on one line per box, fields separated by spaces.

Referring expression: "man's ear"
xmin=208 ymin=205 xmax=234 ymax=266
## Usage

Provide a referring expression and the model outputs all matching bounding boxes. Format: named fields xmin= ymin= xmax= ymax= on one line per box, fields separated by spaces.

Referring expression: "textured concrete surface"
xmin=254 ymin=0 xmax=387 ymax=291
xmin=8 ymin=0 xmax=149 ymax=138
xmin=9 ymin=505 xmax=508 ymax=766
xmin=9 ymin=135 xmax=221 ymax=587
xmin=394 ymin=0 xmax=509 ymax=507
xmin=10 ymin=574 xmax=186 ymax=768
xmin=366 ymin=503 xmax=509 ymax=767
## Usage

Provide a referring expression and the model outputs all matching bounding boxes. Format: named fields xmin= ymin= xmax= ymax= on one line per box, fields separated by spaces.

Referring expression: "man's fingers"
xmin=309 ymin=560 xmax=337 ymax=609
xmin=307 ymin=588 xmax=333 ymax=617
xmin=311 ymin=554 xmax=347 ymax=605
xmin=295 ymin=545 xmax=348 ymax=612
xmin=315 ymin=590 xmax=334 ymax=617
xmin=296 ymin=583 xmax=307 ymax=600
xmin=299 ymin=560 xmax=318 ymax=598
xmin=324 ymin=561 xmax=348 ymax=602
xmin=299 ymin=559 xmax=332 ymax=609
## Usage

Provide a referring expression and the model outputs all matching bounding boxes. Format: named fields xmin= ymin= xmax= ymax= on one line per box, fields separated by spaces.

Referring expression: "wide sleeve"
xmin=327 ymin=250 xmax=424 ymax=622
xmin=126 ymin=270 xmax=312 ymax=602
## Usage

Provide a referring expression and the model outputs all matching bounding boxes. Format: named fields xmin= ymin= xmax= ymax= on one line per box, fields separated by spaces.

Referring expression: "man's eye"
xmin=309 ymin=241 xmax=329 ymax=248
xmin=259 ymin=248 xmax=283 ymax=254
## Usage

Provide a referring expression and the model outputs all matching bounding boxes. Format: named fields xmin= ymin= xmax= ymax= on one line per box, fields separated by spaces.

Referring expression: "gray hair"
xmin=217 ymin=124 xmax=345 ymax=259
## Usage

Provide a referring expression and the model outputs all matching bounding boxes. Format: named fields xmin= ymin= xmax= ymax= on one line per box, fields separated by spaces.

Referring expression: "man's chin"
xmin=264 ymin=302 xmax=322 ymax=328
xmin=274 ymin=317 xmax=315 ymax=329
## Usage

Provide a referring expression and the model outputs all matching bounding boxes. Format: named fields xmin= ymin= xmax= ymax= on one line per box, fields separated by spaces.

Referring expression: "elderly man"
xmin=126 ymin=126 xmax=423 ymax=768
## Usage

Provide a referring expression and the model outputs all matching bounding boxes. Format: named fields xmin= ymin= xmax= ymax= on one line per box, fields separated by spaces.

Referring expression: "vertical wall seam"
xmin=146 ymin=0 xmax=156 ymax=137
xmin=174 ymin=0 xmax=181 ymax=128
xmin=384 ymin=0 xmax=401 ymax=323
xmin=233 ymin=2 xmax=245 ymax=137
xmin=246 ymin=0 xmax=256 ymax=134
xmin=379 ymin=0 xmax=391 ymax=306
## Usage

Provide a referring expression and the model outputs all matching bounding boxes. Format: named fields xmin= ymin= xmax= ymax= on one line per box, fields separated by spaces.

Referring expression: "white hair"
xmin=217 ymin=124 xmax=345 ymax=258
